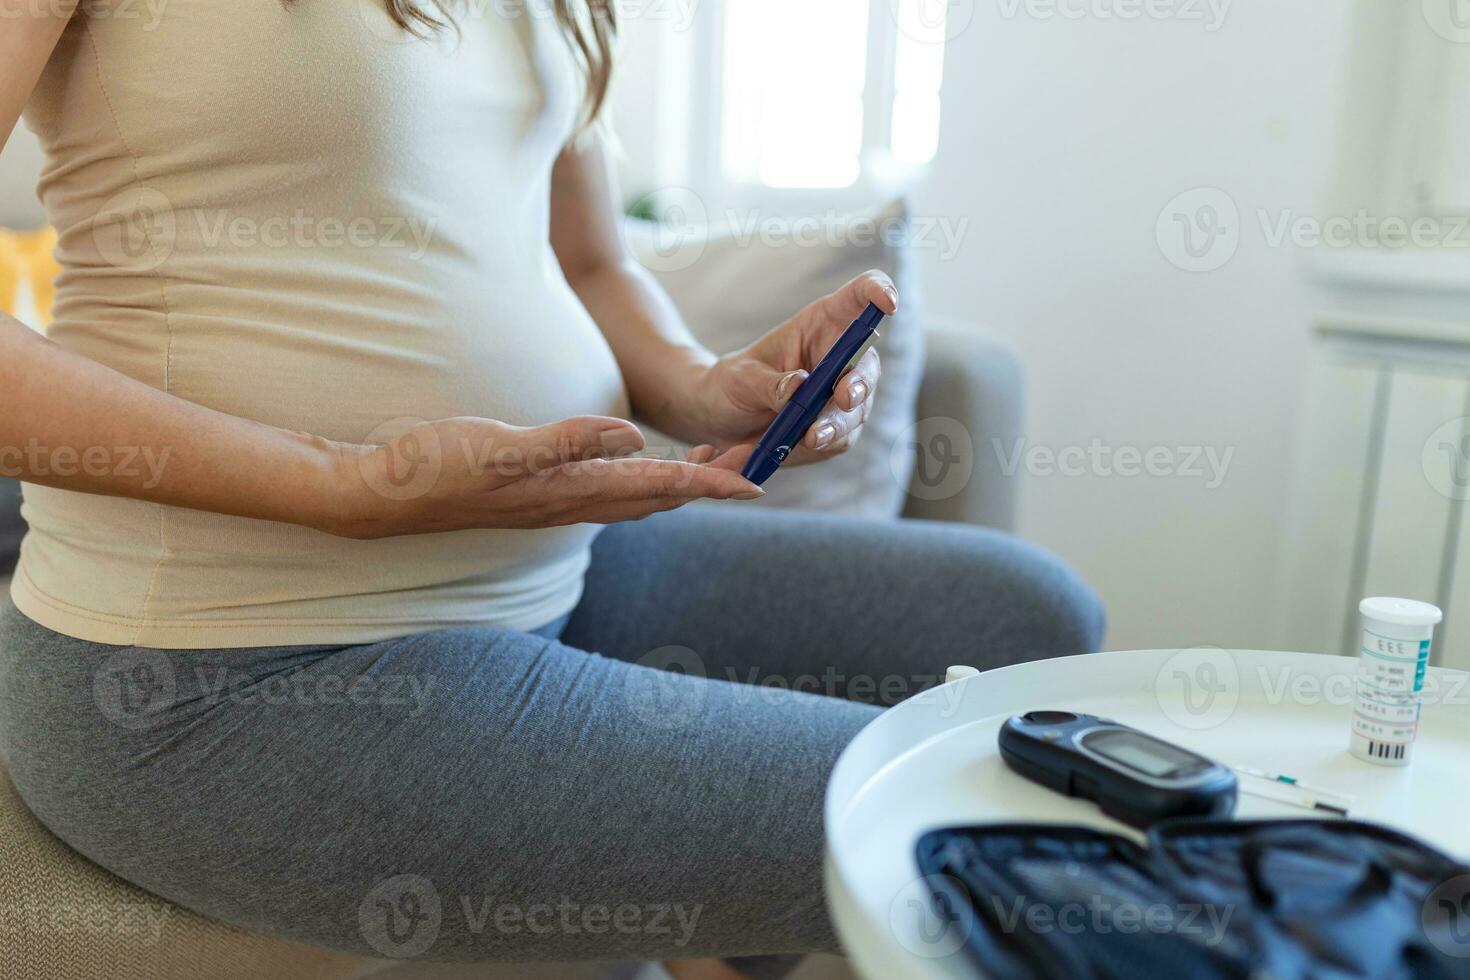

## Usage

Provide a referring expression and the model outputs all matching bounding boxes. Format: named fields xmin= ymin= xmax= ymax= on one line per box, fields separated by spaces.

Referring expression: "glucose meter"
xmin=999 ymin=711 xmax=1237 ymax=828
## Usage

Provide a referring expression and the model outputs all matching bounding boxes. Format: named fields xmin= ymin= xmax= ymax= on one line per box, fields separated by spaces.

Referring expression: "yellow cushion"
xmin=0 ymin=227 xmax=60 ymax=325
xmin=0 ymin=233 xmax=18 ymax=319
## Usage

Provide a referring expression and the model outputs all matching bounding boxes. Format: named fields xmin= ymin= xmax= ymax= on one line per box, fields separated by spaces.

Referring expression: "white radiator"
xmin=1277 ymin=315 xmax=1470 ymax=670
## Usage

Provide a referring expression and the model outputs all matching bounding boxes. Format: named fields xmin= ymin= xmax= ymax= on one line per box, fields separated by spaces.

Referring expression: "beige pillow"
xmin=625 ymin=198 xmax=923 ymax=518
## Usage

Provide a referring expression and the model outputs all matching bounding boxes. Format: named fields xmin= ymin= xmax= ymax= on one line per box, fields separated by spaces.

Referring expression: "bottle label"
xmin=1352 ymin=628 xmax=1430 ymax=751
xmin=1357 ymin=629 xmax=1430 ymax=696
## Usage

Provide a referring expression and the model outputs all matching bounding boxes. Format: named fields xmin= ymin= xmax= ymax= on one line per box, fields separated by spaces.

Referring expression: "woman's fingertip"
xmin=725 ymin=473 xmax=766 ymax=499
xmin=866 ymin=273 xmax=897 ymax=308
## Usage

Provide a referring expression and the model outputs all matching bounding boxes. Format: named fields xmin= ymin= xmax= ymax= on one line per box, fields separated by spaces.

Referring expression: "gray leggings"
xmin=0 ymin=508 xmax=1103 ymax=976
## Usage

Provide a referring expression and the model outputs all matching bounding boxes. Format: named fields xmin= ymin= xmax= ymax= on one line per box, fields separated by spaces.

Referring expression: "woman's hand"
xmin=328 ymin=416 xmax=762 ymax=539
xmin=547 ymin=142 xmax=894 ymax=465
xmin=689 ymin=272 xmax=898 ymax=463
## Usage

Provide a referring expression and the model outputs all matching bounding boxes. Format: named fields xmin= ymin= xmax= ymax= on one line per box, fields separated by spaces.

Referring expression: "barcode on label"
xmin=1366 ymin=740 xmax=1407 ymax=761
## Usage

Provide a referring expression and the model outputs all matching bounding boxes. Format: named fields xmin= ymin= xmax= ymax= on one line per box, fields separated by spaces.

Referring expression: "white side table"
xmin=824 ymin=648 xmax=1470 ymax=980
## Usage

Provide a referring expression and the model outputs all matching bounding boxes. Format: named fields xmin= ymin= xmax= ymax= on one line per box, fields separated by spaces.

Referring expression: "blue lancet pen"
xmin=741 ymin=302 xmax=886 ymax=486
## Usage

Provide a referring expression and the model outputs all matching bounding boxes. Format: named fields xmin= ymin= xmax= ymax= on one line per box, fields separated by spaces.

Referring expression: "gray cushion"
xmin=625 ymin=198 xmax=924 ymax=519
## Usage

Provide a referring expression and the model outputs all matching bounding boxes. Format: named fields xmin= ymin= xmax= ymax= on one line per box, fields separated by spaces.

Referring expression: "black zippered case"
xmin=914 ymin=819 xmax=1470 ymax=979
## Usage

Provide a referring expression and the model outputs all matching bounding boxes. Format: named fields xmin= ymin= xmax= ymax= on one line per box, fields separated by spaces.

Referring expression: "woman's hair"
xmin=316 ymin=1 xmax=617 ymax=124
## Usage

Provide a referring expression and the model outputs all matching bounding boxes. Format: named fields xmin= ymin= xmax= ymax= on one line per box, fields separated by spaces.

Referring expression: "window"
xmin=719 ymin=0 xmax=870 ymax=189
xmin=611 ymin=0 xmax=951 ymax=210
xmin=714 ymin=0 xmax=949 ymax=193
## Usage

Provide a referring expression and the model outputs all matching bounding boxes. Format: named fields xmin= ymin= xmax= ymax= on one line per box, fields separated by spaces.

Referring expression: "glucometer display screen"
xmin=1082 ymin=728 xmax=1206 ymax=779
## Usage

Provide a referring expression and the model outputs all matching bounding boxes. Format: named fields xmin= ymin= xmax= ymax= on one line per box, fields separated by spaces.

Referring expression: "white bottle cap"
xmin=945 ymin=665 xmax=981 ymax=684
xmin=1358 ymin=597 xmax=1442 ymax=628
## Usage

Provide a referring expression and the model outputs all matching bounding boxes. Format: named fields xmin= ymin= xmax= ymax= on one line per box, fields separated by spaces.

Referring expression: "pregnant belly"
xmin=48 ymin=268 xmax=630 ymax=442
xmin=21 ymin=272 xmax=629 ymax=643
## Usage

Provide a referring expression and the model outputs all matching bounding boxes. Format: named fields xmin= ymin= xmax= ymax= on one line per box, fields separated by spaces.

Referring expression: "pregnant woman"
xmin=0 ymin=2 xmax=1103 ymax=978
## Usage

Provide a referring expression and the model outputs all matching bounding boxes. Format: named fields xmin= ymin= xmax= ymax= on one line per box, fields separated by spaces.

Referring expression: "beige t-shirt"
xmin=11 ymin=0 xmax=629 ymax=647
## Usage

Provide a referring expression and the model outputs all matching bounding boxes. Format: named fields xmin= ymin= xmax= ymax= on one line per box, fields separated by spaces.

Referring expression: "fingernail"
xmin=732 ymin=487 xmax=765 ymax=500
xmin=849 ymin=379 xmax=868 ymax=404
xmin=883 ymin=286 xmax=898 ymax=307
xmin=778 ymin=371 xmax=807 ymax=400
xmin=813 ymin=421 xmax=836 ymax=449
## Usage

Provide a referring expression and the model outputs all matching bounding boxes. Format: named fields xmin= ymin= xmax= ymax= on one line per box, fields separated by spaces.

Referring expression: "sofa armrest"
xmin=900 ymin=318 xmax=1024 ymax=531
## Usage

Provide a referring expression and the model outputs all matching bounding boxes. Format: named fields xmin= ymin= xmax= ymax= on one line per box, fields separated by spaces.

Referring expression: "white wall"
xmin=907 ymin=1 xmax=1355 ymax=650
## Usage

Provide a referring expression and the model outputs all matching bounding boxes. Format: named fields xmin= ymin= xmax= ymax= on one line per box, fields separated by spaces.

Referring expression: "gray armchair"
xmin=901 ymin=318 xmax=1022 ymax=531
xmin=0 ymin=320 xmax=1023 ymax=980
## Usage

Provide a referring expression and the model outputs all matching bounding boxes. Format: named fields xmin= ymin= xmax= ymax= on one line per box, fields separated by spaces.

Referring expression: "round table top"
xmin=823 ymin=648 xmax=1470 ymax=980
